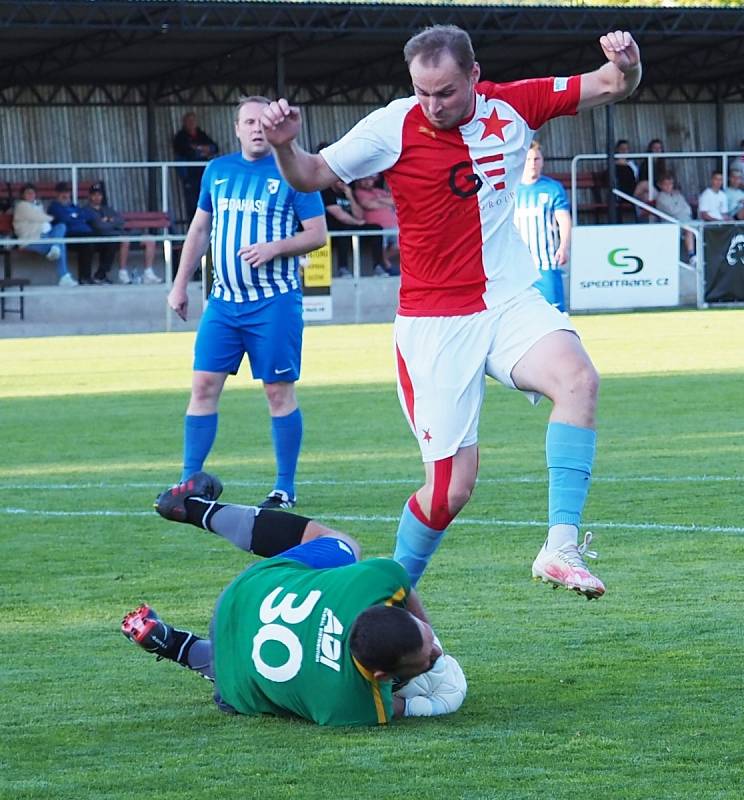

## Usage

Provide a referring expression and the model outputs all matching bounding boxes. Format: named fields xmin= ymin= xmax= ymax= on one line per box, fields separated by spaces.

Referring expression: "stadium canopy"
xmin=1 ymin=0 xmax=743 ymax=106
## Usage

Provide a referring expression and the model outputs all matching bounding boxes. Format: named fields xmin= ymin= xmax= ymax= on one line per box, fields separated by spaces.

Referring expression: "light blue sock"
xmin=182 ymin=413 xmax=218 ymax=481
xmin=393 ymin=500 xmax=446 ymax=588
xmin=546 ymin=421 xmax=596 ymax=528
xmin=271 ymin=408 xmax=303 ymax=498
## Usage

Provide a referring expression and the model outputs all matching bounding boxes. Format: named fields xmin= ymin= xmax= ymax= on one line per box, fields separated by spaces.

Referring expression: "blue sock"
xmin=182 ymin=413 xmax=218 ymax=481
xmin=271 ymin=408 xmax=303 ymax=498
xmin=546 ymin=422 xmax=596 ymax=527
xmin=393 ymin=499 xmax=445 ymax=588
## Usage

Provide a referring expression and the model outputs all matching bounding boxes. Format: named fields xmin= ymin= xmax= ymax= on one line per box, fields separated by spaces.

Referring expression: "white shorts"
xmin=394 ymin=287 xmax=575 ymax=462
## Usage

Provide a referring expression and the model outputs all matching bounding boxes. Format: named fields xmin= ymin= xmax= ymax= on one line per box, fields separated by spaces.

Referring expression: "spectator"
xmin=724 ymin=168 xmax=744 ymax=221
xmin=654 ymin=173 xmax=696 ymax=263
xmin=613 ymin=139 xmax=639 ymax=196
xmin=322 ymin=179 xmax=386 ymax=277
xmin=731 ymin=139 xmax=744 ymax=174
xmin=84 ymin=182 xmax=122 ymax=284
xmin=353 ymin=174 xmax=400 ymax=275
xmin=118 ymin=232 xmax=162 ymax=285
xmin=634 ymin=138 xmax=668 ymax=205
xmin=173 ymin=111 xmax=219 ymax=224
xmin=47 ymin=181 xmax=99 ymax=284
xmin=514 ymin=141 xmax=571 ymax=312
xmin=698 ymin=171 xmax=732 ymax=222
xmin=86 ymin=182 xmax=163 ymax=285
xmin=11 ymin=183 xmax=77 ymax=286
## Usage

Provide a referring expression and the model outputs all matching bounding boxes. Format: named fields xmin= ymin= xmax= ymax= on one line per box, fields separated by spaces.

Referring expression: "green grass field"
xmin=1 ymin=309 xmax=743 ymax=800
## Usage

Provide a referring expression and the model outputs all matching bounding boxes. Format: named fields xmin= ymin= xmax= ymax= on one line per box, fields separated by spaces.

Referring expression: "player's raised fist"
xmin=599 ymin=31 xmax=640 ymax=72
xmin=261 ymin=99 xmax=302 ymax=147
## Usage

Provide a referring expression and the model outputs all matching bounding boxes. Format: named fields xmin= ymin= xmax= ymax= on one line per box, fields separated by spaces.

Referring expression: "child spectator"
xmin=86 ymin=182 xmax=163 ymax=284
xmin=48 ymin=181 xmax=98 ymax=284
xmin=85 ymin=182 xmax=122 ymax=284
xmin=654 ymin=173 xmax=696 ymax=263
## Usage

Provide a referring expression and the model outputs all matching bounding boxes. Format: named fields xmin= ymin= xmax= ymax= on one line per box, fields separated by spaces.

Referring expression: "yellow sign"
xmin=303 ymin=238 xmax=332 ymax=287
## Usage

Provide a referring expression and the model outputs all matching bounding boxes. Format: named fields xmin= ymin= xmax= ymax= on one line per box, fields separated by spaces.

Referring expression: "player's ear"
xmin=471 ymin=62 xmax=481 ymax=83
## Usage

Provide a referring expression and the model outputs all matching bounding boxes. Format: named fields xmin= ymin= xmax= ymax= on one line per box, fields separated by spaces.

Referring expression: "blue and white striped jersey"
xmin=197 ymin=152 xmax=324 ymax=302
xmin=513 ymin=176 xmax=569 ymax=271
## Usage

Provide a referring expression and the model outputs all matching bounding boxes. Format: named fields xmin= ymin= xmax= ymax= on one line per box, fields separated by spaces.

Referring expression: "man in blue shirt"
xmin=167 ymin=96 xmax=327 ymax=509
xmin=513 ymin=141 xmax=572 ymax=312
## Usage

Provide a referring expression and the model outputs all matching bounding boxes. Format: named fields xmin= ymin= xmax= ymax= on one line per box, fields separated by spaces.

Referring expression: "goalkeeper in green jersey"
xmin=121 ymin=472 xmax=467 ymax=727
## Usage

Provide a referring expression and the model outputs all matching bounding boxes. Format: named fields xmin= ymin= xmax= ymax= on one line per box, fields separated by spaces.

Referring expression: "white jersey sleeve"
xmin=320 ymin=98 xmax=416 ymax=183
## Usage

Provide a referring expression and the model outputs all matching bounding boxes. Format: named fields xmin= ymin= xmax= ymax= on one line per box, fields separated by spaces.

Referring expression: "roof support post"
xmin=276 ymin=36 xmax=286 ymax=98
xmin=146 ymin=82 xmax=158 ymax=211
xmin=606 ymin=104 xmax=617 ymax=224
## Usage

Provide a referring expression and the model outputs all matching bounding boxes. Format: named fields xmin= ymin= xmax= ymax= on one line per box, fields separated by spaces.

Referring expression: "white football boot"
xmin=532 ymin=531 xmax=605 ymax=600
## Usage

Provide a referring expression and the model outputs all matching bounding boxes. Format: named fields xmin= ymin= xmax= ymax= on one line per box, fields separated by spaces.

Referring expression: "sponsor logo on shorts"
xmin=422 ymin=428 xmax=432 ymax=443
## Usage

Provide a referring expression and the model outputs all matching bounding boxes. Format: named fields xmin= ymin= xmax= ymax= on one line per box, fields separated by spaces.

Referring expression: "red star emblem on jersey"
xmin=478 ymin=108 xmax=512 ymax=142
xmin=422 ymin=428 xmax=432 ymax=443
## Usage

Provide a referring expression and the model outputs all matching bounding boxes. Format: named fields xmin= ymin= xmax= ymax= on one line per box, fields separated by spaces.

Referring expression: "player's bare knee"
xmin=556 ymin=359 xmax=599 ymax=408
xmin=572 ymin=361 xmax=600 ymax=405
xmin=447 ymin=484 xmax=473 ymax=516
xmin=264 ymin=381 xmax=296 ymax=415
xmin=189 ymin=378 xmax=223 ymax=411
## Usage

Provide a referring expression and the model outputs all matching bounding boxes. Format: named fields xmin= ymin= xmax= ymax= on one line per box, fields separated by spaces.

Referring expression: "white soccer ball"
xmin=395 ymin=654 xmax=468 ymax=717
xmin=395 ymin=652 xmax=449 ymax=700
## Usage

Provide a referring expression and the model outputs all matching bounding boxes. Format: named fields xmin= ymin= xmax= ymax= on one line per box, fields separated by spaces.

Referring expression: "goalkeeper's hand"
xmin=395 ymin=653 xmax=467 ymax=718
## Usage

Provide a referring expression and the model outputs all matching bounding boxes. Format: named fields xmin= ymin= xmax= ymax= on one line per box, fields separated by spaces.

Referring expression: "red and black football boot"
xmin=121 ymin=604 xmax=195 ymax=663
xmin=154 ymin=471 xmax=223 ymax=522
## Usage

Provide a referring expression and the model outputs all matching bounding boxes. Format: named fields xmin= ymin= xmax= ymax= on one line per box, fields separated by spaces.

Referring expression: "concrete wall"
xmin=0 ymin=277 xmax=400 ymax=339
xmin=0 ymin=268 xmax=701 ymax=340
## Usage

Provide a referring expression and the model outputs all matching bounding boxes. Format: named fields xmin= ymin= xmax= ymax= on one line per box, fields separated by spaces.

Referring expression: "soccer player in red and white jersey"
xmin=261 ymin=27 xmax=642 ymax=600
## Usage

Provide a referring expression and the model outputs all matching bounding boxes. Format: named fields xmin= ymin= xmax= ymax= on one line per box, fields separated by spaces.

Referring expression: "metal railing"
xmin=569 ymin=150 xmax=744 ymax=227
xmin=570 ymin=151 xmax=744 ymax=309
xmin=0 ymin=158 xmax=402 ymax=330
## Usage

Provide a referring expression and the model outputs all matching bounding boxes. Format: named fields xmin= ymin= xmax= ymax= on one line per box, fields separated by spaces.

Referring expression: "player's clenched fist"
xmin=261 ymin=99 xmax=302 ymax=147
xmin=599 ymin=31 xmax=641 ymax=72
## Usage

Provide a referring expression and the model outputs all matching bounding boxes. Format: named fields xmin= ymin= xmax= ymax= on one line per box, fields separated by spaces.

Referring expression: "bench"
xmin=549 ymin=170 xmax=643 ymax=223
xmin=0 ymin=211 xmax=14 ymax=278
xmin=121 ymin=211 xmax=171 ymax=231
xmin=0 ymin=277 xmax=30 ymax=320
xmin=548 ymin=171 xmax=610 ymax=221
xmin=0 ymin=206 xmax=174 ymax=282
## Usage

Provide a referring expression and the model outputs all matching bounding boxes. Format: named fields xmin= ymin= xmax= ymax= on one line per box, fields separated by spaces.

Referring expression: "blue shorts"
xmin=533 ymin=269 xmax=566 ymax=313
xmin=194 ymin=290 xmax=303 ymax=382
xmin=281 ymin=538 xmax=358 ymax=569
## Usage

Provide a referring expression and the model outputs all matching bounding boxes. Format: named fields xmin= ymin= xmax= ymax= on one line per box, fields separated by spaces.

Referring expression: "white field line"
xmin=0 ymin=474 xmax=741 ymax=492
xmin=2 ymin=507 xmax=743 ymax=535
